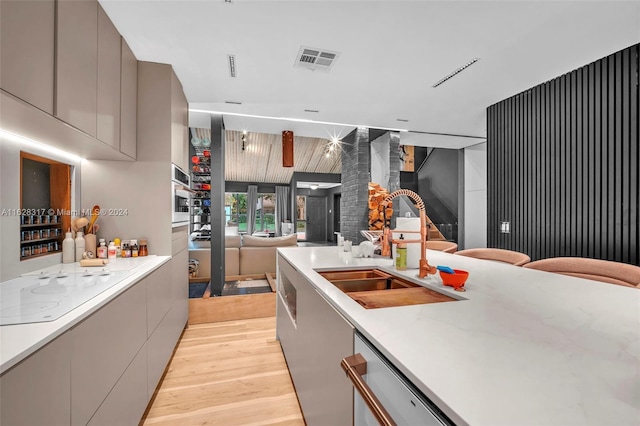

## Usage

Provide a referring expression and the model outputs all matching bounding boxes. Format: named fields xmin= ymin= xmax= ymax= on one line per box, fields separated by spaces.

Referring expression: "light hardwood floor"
xmin=141 ymin=317 xmax=305 ymax=425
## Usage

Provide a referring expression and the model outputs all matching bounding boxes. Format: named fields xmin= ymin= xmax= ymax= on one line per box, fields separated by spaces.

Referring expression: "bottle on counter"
xmin=108 ymin=241 xmax=117 ymax=260
xmin=122 ymin=240 xmax=131 ymax=258
xmin=395 ymin=234 xmax=407 ymax=271
xmin=114 ymin=238 xmax=122 ymax=257
xmin=139 ymin=239 xmax=148 ymax=257
xmin=75 ymin=231 xmax=85 ymax=262
xmin=63 ymin=231 xmax=75 ymax=263
xmin=131 ymin=239 xmax=139 ymax=257
xmin=97 ymin=239 xmax=107 ymax=259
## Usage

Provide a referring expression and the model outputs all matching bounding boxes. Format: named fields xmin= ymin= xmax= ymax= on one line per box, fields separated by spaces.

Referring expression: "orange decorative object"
xmin=192 ymin=155 xmax=200 ymax=164
xmin=439 ymin=269 xmax=469 ymax=291
xmin=379 ymin=189 xmax=437 ymax=279
xmin=282 ymin=131 xmax=294 ymax=167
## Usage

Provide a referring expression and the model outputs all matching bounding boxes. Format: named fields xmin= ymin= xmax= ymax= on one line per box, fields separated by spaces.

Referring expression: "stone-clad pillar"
xmin=340 ymin=128 xmax=370 ymax=243
xmin=340 ymin=129 xmax=403 ymax=244
xmin=388 ymin=132 xmax=401 ymax=192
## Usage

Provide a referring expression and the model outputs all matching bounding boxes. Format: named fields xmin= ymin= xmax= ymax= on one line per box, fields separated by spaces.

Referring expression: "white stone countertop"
xmin=277 ymin=246 xmax=640 ymax=426
xmin=0 ymin=255 xmax=170 ymax=374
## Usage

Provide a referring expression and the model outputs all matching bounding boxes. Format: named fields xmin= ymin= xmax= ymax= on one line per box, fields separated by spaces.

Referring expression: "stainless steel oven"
xmin=171 ymin=164 xmax=191 ymax=225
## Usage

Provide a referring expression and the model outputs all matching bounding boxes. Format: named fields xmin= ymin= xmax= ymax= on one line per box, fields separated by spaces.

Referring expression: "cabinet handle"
xmin=341 ymin=353 xmax=397 ymax=426
xmin=174 ymin=184 xmax=196 ymax=194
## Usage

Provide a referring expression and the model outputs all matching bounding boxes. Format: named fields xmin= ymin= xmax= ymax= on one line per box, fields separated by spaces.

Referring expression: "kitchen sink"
xmin=317 ymin=269 xmax=457 ymax=309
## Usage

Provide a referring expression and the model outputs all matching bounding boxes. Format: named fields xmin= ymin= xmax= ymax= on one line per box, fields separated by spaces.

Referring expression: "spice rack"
xmin=20 ymin=214 xmax=64 ymax=259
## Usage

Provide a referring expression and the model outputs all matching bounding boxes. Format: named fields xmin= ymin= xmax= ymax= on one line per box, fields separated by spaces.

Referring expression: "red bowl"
xmin=439 ymin=269 xmax=469 ymax=291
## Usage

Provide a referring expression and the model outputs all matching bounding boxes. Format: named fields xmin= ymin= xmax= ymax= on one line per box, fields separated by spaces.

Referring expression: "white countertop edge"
xmin=276 ymin=246 xmax=640 ymax=426
xmin=0 ymin=255 xmax=171 ymax=374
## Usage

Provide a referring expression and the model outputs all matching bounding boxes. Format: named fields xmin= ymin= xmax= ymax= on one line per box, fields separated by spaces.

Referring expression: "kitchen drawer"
xmin=353 ymin=333 xmax=450 ymax=426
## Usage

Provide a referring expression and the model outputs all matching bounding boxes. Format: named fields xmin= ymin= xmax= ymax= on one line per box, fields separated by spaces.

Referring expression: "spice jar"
xmin=139 ymin=239 xmax=148 ymax=256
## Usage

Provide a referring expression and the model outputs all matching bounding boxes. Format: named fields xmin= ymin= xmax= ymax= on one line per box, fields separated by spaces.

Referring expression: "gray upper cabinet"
xmin=97 ymin=5 xmax=121 ymax=149
xmin=120 ymin=39 xmax=138 ymax=159
xmin=0 ymin=0 xmax=55 ymax=114
xmin=56 ymin=0 xmax=98 ymax=137
xmin=171 ymin=71 xmax=189 ymax=171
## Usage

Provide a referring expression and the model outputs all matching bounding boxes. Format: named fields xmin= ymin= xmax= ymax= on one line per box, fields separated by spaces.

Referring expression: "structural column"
xmin=340 ymin=127 xmax=370 ymax=243
xmin=210 ymin=114 xmax=225 ymax=296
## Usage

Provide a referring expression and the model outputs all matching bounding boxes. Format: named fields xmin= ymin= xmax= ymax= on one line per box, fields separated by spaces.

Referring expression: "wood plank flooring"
xmin=141 ymin=317 xmax=305 ymax=425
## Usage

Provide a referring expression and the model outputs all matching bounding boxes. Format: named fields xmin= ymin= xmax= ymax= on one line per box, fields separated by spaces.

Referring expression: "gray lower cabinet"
xmin=71 ymin=280 xmax=147 ymax=425
xmin=276 ymin=256 xmax=354 ymax=426
xmin=148 ymin=252 xmax=188 ymax=397
xmin=147 ymin=263 xmax=173 ymax=337
xmin=0 ymin=259 xmax=187 ymax=425
xmin=0 ymin=332 xmax=71 ymax=426
xmin=87 ymin=343 xmax=148 ymax=426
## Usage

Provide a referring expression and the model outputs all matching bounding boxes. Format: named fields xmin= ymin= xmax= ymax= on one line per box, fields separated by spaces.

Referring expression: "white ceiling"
xmin=100 ymin=0 xmax=639 ymax=149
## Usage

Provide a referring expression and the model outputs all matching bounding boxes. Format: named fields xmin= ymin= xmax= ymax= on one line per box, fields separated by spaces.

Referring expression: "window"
xmin=256 ymin=193 xmax=275 ymax=232
xmin=225 ymin=192 xmax=276 ymax=233
xmin=225 ymin=193 xmax=247 ymax=232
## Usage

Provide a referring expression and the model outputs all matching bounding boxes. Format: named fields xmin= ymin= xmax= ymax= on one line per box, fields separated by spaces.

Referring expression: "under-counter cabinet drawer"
xmin=70 ymin=280 xmax=147 ymax=425
xmin=0 ymin=332 xmax=71 ymax=426
xmin=352 ymin=333 xmax=451 ymax=426
xmin=87 ymin=343 xmax=148 ymax=426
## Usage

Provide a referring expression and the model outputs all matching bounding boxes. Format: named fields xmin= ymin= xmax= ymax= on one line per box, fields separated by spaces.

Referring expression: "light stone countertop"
xmin=0 ymin=255 xmax=170 ymax=374
xmin=277 ymin=246 xmax=640 ymax=426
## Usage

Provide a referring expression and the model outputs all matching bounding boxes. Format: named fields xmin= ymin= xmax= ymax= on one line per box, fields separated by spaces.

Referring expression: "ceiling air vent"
xmin=294 ymin=46 xmax=340 ymax=71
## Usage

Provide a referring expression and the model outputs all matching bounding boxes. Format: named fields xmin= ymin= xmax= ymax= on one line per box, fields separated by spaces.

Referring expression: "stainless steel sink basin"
xmin=318 ymin=269 xmax=457 ymax=309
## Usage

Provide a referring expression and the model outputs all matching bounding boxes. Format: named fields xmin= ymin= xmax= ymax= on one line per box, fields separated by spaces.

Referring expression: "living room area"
xmin=186 ymin=127 xmax=343 ymax=323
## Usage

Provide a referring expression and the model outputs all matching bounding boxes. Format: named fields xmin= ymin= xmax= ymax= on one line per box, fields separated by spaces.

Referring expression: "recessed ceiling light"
xmin=227 ymin=54 xmax=237 ymax=78
xmin=396 ymin=118 xmax=409 ymax=122
xmin=432 ymin=58 xmax=480 ymax=88
xmin=225 ymin=100 xmax=242 ymax=105
xmin=304 ymin=109 xmax=319 ymax=113
xmin=310 ymin=184 xmax=319 ymax=190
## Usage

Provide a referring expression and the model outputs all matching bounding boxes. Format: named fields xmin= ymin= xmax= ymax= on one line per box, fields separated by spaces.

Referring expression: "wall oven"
xmin=171 ymin=164 xmax=191 ymax=225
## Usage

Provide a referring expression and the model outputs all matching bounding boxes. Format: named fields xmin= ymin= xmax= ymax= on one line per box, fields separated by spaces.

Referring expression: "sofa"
xmin=189 ymin=234 xmax=298 ymax=279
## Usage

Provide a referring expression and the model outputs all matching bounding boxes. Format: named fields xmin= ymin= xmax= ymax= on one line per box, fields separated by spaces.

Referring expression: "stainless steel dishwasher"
xmin=343 ymin=332 xmax=453 ymax=426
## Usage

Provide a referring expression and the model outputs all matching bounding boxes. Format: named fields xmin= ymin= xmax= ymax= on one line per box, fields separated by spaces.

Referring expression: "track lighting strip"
xmin=432 ymin=58 xmax=479 ymax=88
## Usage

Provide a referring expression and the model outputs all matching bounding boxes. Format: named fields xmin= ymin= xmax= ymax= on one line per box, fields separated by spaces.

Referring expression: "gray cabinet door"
xmin=147 ymin=261 xmax=173 ymax=337
xmin=88 ymin=343 xmax=148 ymax=426
xmin=171 ymin=71 xmax=188 ymax=171
xmin=97 ymin=5 xmax=121 ymax=149
xmin=0 ymin=0 xmax=55 ymax=113
xmin=56 ymin=0 xmax=98 ymax=136
xmin=277 ymin=256 xmax=354 ymax=425
xmin=70 ymin=281 xmax=147 ymax=425
xmin=120 ymin=39 xmax=138 ymax=159
xmin=0 ymin=332 xmax=71 ymax=426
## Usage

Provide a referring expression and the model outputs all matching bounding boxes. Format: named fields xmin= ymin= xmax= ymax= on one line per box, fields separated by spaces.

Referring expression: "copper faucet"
xmin=380 ymin=189 xmax=436 ymax=279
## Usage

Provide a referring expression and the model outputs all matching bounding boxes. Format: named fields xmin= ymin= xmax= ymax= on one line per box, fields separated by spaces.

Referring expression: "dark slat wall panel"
xmin=487 ymin=44 xmax=639 ymax=265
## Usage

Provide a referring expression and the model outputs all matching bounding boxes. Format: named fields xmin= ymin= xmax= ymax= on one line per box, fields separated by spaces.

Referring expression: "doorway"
xmin=304 ymin=196 xmax=327 ymax=242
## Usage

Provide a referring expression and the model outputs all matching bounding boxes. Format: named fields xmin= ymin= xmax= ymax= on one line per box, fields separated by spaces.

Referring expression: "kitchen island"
xmin=276 ymin=246 xmax=640 ymax=425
